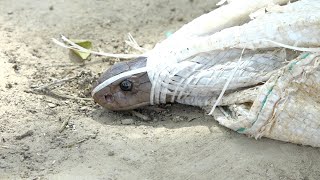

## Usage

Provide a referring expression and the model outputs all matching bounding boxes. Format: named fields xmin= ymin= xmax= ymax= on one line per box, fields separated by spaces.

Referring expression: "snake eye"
xmin=120 ymin=79 xmax=133 ymax=91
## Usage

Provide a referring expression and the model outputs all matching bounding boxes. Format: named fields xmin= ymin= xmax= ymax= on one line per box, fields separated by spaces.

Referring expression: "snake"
xmin=92 ymin=49 xmax=289 ymax=111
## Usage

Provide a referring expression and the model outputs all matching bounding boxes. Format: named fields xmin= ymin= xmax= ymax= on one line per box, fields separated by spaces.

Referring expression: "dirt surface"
xmin=1 ymin=0 xmax=320 ymax=179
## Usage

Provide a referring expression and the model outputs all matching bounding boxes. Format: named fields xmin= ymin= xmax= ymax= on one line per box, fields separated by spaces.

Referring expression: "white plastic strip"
xmin=208 ymin=48 xmax=245 ymax=115
xmin=263 ymin=39 xmax=320 ymax=52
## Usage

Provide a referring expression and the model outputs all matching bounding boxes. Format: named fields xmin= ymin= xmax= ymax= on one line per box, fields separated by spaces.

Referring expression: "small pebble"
xmin=5 ymin=83 xmax=12 ymax=89
xmin=142 ymin=43 xmax=153 ymax=50
xmin=49 ymin=5 xmax=54 ymax=11
xmin=210 ymin=126 xmax=224 ymax=134
xmin=15 ymin=130 xmax=34 ymax=140
xmin=21 ymin=145 xmax=30 ymax=151
xmin=108 ymin=151 xmax=115 ymax=156
xmin=172 ymin=115 xmax=186 ymax=122
xmin=48 ymin=103 xmax=57 ymax=108
xmin=121 ymin=118 xmax=134 ymax=125
xmin=12 ymin=64 xmax=19 ymax=71
xmin=177 ymin=17 xmax=184 ymax=22
xmin=80 ymin=106 xmax=89 ymax=111
xmin=20 ymin=172 xmax=29 ymax=178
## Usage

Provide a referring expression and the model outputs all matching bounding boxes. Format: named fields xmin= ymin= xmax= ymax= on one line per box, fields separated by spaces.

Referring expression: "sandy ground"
xmin=1 ymin=0 xmax=320 ymax=179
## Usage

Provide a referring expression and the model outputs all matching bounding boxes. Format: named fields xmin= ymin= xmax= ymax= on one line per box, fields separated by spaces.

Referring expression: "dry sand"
xmin=0 ymin=0 xmax=320 ymax=179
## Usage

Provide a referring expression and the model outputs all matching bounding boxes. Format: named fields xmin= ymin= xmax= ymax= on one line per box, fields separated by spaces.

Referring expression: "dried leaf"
xmin=70 ymin=40 xmax=92 ymax=60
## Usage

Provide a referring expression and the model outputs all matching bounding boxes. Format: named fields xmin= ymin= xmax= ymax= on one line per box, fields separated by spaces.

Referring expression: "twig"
xmin=30 ymin=72 xmax=92 ymax=102
xmin=46 ymin=59 xmax=114 ymax=68
xmin=144 ymin=106 xmax=166 ymax=112
xmin=188 ymin=116 xmax=202 ymax=122
xmin=51 ymin=91 xmax=92 ymax=101
xmin=32 ymin=75 xmax=79 ymax=91
xmin=59 ymin=117 xmax=70 ymax=133
xmin=62 ymin=137 xmax=90 ymax=148
xmin=25 ymin=89 xmax=92 ymax=101
xmin=46 ymin=63 xmax=83 ymax=68
xmin=15 ymin=130 xmax=34 ymax=140
xmin=52 ymin=35 xmax=141 ymax=59
xmin=131 ymin=110 xmax=151 ymax=121
xmin=1 ymin=146 xmax=9 ymax=149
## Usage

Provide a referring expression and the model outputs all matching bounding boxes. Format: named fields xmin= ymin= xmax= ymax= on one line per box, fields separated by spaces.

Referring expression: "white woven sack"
xmin=212 ymin=52 xmax=320 ymax=147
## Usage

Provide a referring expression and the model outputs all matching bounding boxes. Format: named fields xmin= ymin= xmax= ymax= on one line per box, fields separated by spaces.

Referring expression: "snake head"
xmin=92 ymin=57 xmax=151 ymax=111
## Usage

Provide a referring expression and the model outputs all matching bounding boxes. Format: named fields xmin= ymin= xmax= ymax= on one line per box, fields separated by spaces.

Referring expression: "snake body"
xmin=92 ymin=49 xmax=292 ymax=110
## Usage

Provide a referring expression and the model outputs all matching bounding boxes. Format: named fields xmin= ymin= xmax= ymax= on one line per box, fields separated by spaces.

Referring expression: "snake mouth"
xmin=92 ymin=86 xmax=151 ymax=111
